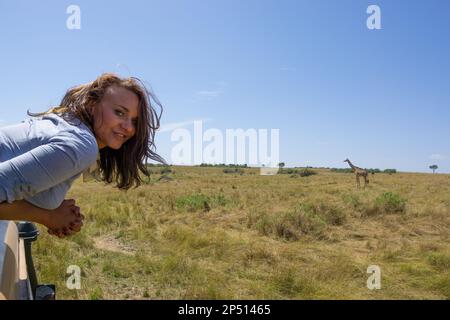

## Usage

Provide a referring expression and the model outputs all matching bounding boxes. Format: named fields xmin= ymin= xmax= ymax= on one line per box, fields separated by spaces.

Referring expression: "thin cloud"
xmin=195 ymin=90 xmax=222 ymax=98
xmin=194 ymin=82 xmax=226 ymax=100
xmin=159 ymin=118 xmax=212 ymax=133
xmin=429 ymin=154 xmax=448 ymax=161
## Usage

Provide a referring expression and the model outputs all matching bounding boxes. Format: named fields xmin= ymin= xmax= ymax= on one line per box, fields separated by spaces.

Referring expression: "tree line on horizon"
xmin=147 ymin=162 xmax=446 ymax=175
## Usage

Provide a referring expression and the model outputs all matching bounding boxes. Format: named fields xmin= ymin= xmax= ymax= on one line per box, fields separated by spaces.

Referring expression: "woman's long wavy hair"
xmin=28 ymin=73 xmax=165 ymax=190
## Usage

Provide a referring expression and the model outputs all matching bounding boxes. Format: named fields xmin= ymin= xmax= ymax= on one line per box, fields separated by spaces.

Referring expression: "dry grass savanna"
xmin=33 ymin=166 xmax=450 ymax=299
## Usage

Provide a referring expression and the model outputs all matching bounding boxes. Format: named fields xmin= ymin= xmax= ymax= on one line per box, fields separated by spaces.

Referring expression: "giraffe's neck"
xmin=347 ymin=161 xmax=366 ymax=173
xmin=347 ymin=161 xmax=357 ymax=170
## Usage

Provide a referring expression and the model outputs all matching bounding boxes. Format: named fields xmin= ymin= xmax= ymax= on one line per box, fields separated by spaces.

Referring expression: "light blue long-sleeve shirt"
xmin=0 ymin=113 xmax=99 ymax=210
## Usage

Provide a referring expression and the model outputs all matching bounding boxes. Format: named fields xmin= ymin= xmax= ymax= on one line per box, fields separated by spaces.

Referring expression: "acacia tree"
xmin=429 ymin=164 xmax=438 ymax=174
xmin=278 ymin=162 xmax=285 ymax=168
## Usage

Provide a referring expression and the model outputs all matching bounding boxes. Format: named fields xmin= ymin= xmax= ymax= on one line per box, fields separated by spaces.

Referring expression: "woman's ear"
xmin=88 ymin=104 xmax=96 ymax=117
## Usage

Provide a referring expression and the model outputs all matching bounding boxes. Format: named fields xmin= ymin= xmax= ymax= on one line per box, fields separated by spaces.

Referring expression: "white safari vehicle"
xmin=0 ymin=221 xmax=55 ymax=300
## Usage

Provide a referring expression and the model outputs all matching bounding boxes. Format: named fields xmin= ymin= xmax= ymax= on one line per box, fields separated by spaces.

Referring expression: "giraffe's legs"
xmin=356 ymin=175 xmax=360 ymax=189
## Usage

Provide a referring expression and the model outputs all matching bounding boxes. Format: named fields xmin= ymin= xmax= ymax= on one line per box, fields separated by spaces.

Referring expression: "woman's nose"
xmin=121 ymin=118 xmax=134 ymax=133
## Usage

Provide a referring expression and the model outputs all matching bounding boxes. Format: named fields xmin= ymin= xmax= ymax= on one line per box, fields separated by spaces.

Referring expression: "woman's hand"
xmin=45 ymin=199 xmax=85 ymax=238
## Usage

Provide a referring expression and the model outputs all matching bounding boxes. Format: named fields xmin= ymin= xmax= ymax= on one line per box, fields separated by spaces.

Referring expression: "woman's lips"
xmin=114 ymin=132 xmax=126 ymax=140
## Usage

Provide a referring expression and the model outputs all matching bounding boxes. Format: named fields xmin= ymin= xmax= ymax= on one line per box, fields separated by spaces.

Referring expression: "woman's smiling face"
xmin=92 ymin=85 xmax=140 ymax=150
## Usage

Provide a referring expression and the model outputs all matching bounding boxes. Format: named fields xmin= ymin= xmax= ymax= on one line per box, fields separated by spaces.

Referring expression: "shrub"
xmin=383 ymin=169 xmax=397 ymax=174
xmin=315 ymin=203 xmax=347 ymax=226
xmin=374 ymin=192 xmax=406 ymax=214
xmin=279 ymin=168 xmax=317 ymax=176
xmin=200 ymin=163 xmax=248 ymax=168
xmin=158 ymin=175 xmax=173 ymax=182
xmin=248 ymin=202 xmax=345 ymax=241
xmin=288 ymin=205 xmax=327 ymax=236
xmin=145 ymin=165 xmax=173 ymax=175
xmin=330 ymin=168 xmax=353 ymax=173
xmin=342 ymin=194 xmax=362 ymax=210
xmin=298 ymin=169 xmax=317 ymax=177
xmin=175 ymin=194 xmax=210 ymax=212
xmin=427 ymin=253 xmax=450 ymax=270
xmin=160 ymin=166 xmax=173 ymax=174
xmin=223 ymin=168 xmax=244 ymax=174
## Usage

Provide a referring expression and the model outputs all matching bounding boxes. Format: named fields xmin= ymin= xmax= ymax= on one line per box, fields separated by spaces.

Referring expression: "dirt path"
xmin=93 ymin=235 xmax=136 ymax=256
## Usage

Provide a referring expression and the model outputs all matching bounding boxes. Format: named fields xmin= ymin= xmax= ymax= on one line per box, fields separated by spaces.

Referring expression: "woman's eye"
xmin=115 ymin=110 xmax=124 ymax=116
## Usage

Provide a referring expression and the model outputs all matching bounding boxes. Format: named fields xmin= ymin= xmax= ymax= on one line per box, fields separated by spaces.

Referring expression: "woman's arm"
xmin=0 ymin=199 xmax=51 ymax=226
xmin=0 ymin=199 xmax=84 ymax=237
xmin=0 ymin=131 xmax=98 ymax=208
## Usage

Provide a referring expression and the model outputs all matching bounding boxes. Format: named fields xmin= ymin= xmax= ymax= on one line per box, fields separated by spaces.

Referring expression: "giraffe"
xmin=344 ymin=159 xmax=369 ymax=189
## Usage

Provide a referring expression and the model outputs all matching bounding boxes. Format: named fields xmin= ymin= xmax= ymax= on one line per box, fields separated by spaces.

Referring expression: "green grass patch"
xmin=375 ymin=192 xmax=407 ymax=214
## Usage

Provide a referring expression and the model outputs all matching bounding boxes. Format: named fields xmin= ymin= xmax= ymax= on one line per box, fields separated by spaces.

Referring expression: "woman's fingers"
xmin=48 ymin=229 xmax=62 ymax=237
xmin=65 ymin=199 xmax=76 ymax=207
xmin=47 ymin=199 xmax=85 ymax=238
xmin=71 ymin=206 xmax=83 ymax=219
xmin=63 ymin=229 xmax=75 ymax=237
xmin=71 ymin=205 xmax=80 ymax=214
xmin=48 ymin=229 xmax=64 ymax=238
xmin=69 ymin=221 xmax=82 ymax=232
xmin=48 ymin=225 xmax=80 ymax=238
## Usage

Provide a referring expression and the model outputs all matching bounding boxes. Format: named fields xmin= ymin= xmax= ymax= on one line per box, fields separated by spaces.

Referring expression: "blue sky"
xmin=1 ymin=0 xmax=449 ymax=172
